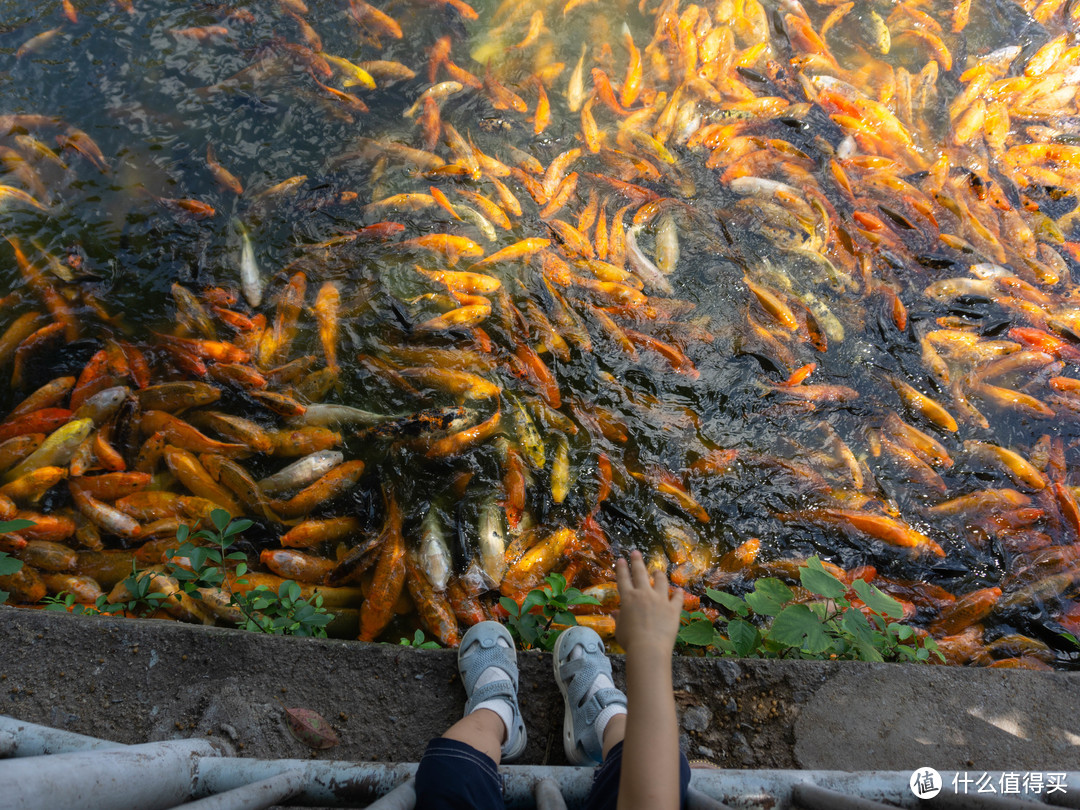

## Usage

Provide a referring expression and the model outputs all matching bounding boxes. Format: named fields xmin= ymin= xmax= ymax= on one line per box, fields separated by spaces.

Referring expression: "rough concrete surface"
xmin=1 ymin=606 xmax=1078 ymax=772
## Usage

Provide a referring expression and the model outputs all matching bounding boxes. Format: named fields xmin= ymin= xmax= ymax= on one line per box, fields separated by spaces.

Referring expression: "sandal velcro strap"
xmin=465 ymin=676 xmax=519 ymax=715
xmin=560 ymin=652 xmax=612 ymax=705
xmin=576 ymin=687 xmax=627 ymax=726
xmin=461 ymin=637 xmax=519 ymax=702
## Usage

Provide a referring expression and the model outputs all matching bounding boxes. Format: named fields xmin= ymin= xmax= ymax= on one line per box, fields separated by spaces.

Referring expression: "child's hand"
xmin=614 ymin=550 xmax=683 ymax=655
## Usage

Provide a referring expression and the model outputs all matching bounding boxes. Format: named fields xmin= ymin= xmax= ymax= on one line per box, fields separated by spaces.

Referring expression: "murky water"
xmin=1 ymin=0 xmax=1079 ymax=667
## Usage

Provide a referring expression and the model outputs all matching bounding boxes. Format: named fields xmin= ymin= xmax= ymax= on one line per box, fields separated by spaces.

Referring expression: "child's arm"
xmin=614 ymin=550 xmax=684 ymax=810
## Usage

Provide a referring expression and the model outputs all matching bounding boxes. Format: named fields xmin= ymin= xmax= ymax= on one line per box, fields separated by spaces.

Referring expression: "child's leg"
xmin=414 ymin=713 xmax=506 ymax=810
xmin=582 ymin=740 xmax=692 ymax=810
xmin=413 ymin=621 xmax=528 ymax=810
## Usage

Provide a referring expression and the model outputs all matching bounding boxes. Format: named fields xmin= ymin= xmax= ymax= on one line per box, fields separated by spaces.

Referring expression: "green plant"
xmin=166 ymin=509 xmax=332 ymax=638
xmin=40 ymin=561 xmax=172 ymax=618
xmin=677 ymin=556 xmax=944 ymax=663
xmin=99 ymin=559 xmax=175 ymax=618
xmin=0 ymin=518 xmax=35 ymax=604
xmin=42 ymin=591 xmax=100 ymax=616
xmin=500 ymin=572 xmax=601 ymax=651
xmin=234 ymin=580 xmax=332 ymax=637
xmin=399 ymin=629 xmax=440 ymax=649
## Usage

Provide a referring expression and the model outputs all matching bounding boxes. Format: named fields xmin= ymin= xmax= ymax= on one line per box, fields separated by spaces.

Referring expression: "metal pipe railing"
xmin=1049 ymin=790 xmax=1080 ymax=809
xmin=0 ymin=737 xmax=229 ymax=810
xmin=363 ymin=780 xmax=416 ymax=810
xmin=0 ymin=714 xmax=129 ymax=757
xmin=791 ymin=782 xmax=897 ymax=809
xmin=165 ymin=770 xmax=306 ymax=810
xmin=925 ymin=793 xmax=1051 ymax=808
xmin=2 ymin=716 xmax=1078 ymax=809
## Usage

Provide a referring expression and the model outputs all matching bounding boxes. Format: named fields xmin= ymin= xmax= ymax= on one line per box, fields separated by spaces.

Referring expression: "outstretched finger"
xmin=615 ymin=555 xmax=631 ymax=594
xmin=652 ymin=567 xmax=669 ymax=596
xmin=669 ymin=586 xmax=685 ymax=608
xmin=629 ymin=549 xmax=650 ymax=589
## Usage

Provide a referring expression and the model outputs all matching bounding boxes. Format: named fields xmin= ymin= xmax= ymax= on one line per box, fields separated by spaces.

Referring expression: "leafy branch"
xmin=677 ymin=557 xmax=944 ymax=663
xmin=165 ymin=509 xmax=332 ymax=637
xmin=500 ymin=572 xmax=601 ymax=651
xmin=41 ymin=510 xmax=331 ymax=638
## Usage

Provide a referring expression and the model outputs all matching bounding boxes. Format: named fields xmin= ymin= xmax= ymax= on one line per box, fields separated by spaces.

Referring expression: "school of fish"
xmin=2 ymin=0 xmax=1080 ymax=668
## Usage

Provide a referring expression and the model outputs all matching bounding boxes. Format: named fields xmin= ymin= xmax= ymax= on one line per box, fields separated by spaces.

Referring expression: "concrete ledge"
xmin=1 ymin=607 xmax=1077 ymax=770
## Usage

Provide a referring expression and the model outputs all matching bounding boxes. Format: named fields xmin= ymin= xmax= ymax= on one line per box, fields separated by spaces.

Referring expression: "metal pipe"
xmin=194 ymin=758 xmax=419 ymax=806
xmin=1047 ymin=791 xmax=1080 ymax=808
xmin=535 ymin=778 xmax=569 ymax=810
xmin=2 ymin=715 xmax=1074 ymax=810
xmin=0 ymin=738 xmax=227 ymax=810
xmin=792 ymin=783 xmax=900 ymax=810
xmin=691 ymin=772 xmax=1080 ymax=808
xmin=687 ymin=786 xmax=735 ymax=809
xmin=0 ymin=715 xmax=126 ymax=756
xmin=362 ymin=779 xmax=415 ymax=810
xmin=192 ymin=762 xmax=1080 ymax=808
xmin=923 ymin=794 xmax=1050 ymax=808
xmin=0 ymin=729 xmax=15 ymax=758
xmin=164 ymin=770 xmax=306 ymax=810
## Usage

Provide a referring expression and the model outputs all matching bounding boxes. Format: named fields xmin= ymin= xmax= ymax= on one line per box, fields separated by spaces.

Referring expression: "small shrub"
xmin=677 ymin=556 xmax=943 ymax=663
xmin=399 ymin=629 xmax=440 ymax=649
xmin=500 ymin=572 xmax=601 ymax=651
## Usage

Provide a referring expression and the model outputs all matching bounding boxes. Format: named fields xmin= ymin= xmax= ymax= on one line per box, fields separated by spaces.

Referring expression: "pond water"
xmin=1 ymin=0 xmax=1079 ymax=667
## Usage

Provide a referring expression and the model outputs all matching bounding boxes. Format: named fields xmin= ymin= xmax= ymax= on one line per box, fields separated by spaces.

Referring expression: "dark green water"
xmin=0 ymin=0 xmax=1078 ymax=665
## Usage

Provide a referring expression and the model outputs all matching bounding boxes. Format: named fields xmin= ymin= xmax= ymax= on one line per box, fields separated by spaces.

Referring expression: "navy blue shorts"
xmin=413 ymin=738 xmax=691 ymax=809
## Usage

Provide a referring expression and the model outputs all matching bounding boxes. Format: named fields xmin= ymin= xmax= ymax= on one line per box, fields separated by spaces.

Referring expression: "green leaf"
xmin=728 ymin=618 xmax=761 ymax=657
xmin=565 ymin=589 xmax=601 ymax=607
xmin=922 ymin=636 xmax=945 ymax=663
xmin=210 ymin=509 xmax=230 ymax=533
xmin=517 ymin=613 xmax=541 ymax=647
xmin=175 ymin=524 xmax=190 ymax=543
xmin=678 ymin=618 xmax=718 ymax=647
xmin=890 ymin=623 xmax=914 ymax=641
xmin=0 ymin=553 xmax=23 ymax=577
xmin=0 ymin=522 xmax=35 ymax=535
xmin=713 ymin=637 xmax=736 ymax=655
xmin=840 ymin=608 xmax=876 ymax=644
xmin=545 ymin=572 xmax=567 ymax=597
xmin=520 ymin=589 xmax=547 ymax=615
xmin=852 ymin=580 xmax=904 ymax=620
xmin=767 ymin=604 xmax=831 ymax=653
xmin=1059 ymin=631 xmax=1079 ymax=648
xmin=799 ymin=557 xmax=847 ymax=599
xmin=499 ymin=596 xmax=521 ymax=618
xmin=706 ymin=588 xmax=750 ymax=617
xmin=552 ymin=610 xmax=577 ymax=627
xmin=224 ymin=519 xmax=253 ymax=537
xmin=745 ymin=578 xmax=792 ymax=617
